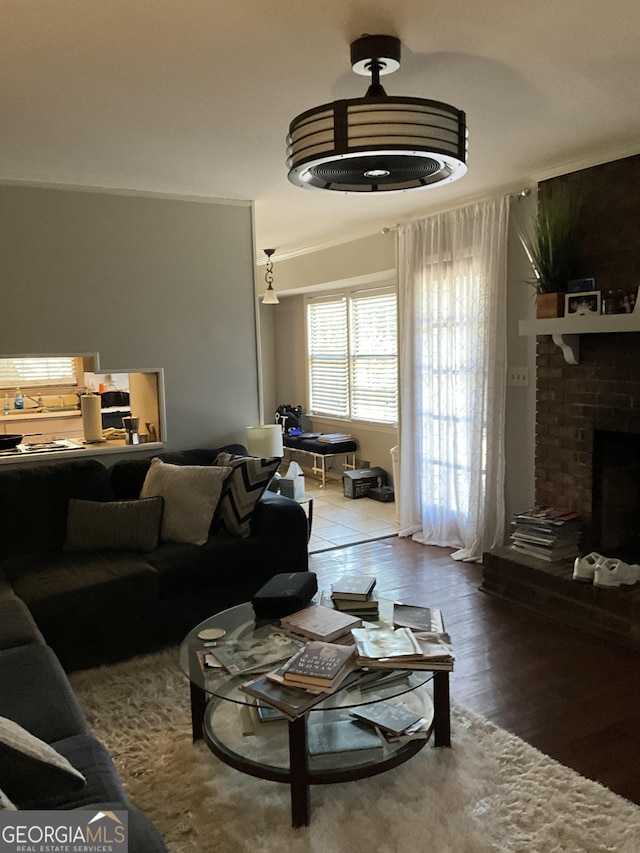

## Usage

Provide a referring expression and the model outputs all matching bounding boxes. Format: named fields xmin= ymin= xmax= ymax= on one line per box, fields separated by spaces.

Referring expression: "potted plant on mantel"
xmin=520 ymin=189 xmax=582 ymax=318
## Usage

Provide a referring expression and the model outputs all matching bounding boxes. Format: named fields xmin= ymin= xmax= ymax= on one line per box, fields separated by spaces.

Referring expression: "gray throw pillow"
xmin=140 ymin=458 xmax=232 ymax=545
xmin=214 ymin=453 xmax=281 ymax=538
xmin=0 ymin=715 xmax=86 ymax=807
xmin=64 ymin=496 xmax=164 ymax=552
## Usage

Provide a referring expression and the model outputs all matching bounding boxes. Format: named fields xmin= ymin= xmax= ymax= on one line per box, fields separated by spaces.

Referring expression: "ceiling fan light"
xmin=286 ymin=35 xmax=467 ymax=193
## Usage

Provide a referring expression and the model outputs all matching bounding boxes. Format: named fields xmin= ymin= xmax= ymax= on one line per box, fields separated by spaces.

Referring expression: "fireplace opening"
xmin=592 ymin=429 xmax=640 ymax=560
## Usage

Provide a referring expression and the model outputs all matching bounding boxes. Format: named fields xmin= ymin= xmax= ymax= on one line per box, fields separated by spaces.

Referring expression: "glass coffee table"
xmin=179 ymin=602 xmax=451 ymax=827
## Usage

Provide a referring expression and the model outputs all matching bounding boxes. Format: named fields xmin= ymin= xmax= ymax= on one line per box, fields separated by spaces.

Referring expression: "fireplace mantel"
xmin=519 ymin=313 xmax=640 ymax=364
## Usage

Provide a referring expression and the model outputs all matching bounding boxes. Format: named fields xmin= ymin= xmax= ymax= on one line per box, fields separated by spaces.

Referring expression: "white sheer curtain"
xmin=397 ymin=196 xmax=509 ymax=561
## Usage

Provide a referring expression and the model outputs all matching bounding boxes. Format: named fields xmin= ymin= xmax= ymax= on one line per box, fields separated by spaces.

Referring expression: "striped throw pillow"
xmin=214 ymin=453 xmax=280 ymax=538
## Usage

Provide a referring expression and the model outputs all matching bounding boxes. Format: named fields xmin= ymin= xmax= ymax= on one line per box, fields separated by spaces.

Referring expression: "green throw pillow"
xmin=64 ymin=496 xmax=164 ymax=552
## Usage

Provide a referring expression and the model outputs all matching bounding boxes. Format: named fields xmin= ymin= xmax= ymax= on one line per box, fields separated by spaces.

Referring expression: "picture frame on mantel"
xmin=565 ymin=290 xmax=601 ymax=316
xmin=567 ymin=278 xmax=596 ymax=293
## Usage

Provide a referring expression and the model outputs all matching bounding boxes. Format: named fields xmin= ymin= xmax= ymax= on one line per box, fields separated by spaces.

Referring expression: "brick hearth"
xmin=483 ymin=547 xmax=640 ymax=651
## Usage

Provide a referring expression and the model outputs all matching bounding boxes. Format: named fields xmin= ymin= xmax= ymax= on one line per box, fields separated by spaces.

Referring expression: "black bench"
xmin=283 ymin=435 xmax=358 ymax=488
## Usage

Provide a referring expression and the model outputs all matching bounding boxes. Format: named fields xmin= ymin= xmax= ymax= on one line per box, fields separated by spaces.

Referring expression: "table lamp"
xmin=246 ymin=424 xmax=284 ymax=458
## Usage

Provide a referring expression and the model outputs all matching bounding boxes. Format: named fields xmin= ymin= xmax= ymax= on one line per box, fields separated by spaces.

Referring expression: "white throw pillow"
xmin=140 ymin=458 xmax=232 ymax=545
xmin=0 ymin=715 xmax=86 ymax=806
xmin=0 ymin=788 xmax=16 ymax=810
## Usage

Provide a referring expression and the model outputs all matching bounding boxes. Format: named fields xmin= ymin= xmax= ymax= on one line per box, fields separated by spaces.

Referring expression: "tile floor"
xmin=303 ymin=477 xmax=398 ymax=553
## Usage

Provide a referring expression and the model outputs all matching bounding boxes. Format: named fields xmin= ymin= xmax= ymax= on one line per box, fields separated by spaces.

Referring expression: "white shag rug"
xmin=70 ymin=649 xmax=640 ymax=853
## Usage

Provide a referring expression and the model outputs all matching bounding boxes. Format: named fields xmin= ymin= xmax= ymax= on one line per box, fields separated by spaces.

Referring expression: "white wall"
xmin=0 ymin=185 xmax=259 ymax=450
xmin=505 ymin=194 xmax=537 ymax=521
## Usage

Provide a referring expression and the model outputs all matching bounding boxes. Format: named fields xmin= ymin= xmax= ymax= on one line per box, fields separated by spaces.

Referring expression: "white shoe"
xmin=572 ymin=552 xmax=604 ymax=582
xmin=593 ymin=559 xmax=640 ymax=589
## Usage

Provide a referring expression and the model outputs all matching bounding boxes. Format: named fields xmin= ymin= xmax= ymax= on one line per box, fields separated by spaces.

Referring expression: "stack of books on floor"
xmin=330 ymin=573 xmax=379 ymax=618
xmin=510 ymin=506 xmax=582 ymax=562
xmin=350 ymin=700 xmax=431 ymax=742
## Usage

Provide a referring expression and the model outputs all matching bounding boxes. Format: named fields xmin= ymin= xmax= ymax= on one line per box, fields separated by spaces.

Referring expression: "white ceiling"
xmin=3 ymin=1 xmax=640 ymax=257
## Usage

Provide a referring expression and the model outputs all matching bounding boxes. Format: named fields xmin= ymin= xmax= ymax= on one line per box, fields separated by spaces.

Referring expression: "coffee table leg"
xmin=190 ymin=681 xmax=206 ymax=742
xmin=432 ymin=671 xmax=451 ymax=747
xmin=288 ymin=716 xmax=310 ymax=827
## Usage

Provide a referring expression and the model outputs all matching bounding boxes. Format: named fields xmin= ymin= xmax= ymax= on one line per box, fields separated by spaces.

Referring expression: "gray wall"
xmin=0 ymin=185 xmax=259 ymax=449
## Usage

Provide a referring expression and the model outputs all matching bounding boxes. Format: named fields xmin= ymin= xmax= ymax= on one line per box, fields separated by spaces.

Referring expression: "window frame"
xmin=305 ymin=283 xmax=398 ymax=426
xmin=0 ymin=356 xmax=83 ymax=392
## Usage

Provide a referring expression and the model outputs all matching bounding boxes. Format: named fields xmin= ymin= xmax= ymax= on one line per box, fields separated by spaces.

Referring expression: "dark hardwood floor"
xmin=310 ymin=536 xmax=640 ymax=806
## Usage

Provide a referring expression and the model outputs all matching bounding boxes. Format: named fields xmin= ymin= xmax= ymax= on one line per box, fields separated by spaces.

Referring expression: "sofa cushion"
xmin=0 ymin=644 xmax=88 ymax=742
xmin=146 ymin=535 xmax=282 ymax=598
xmin=0 ymin=715 xmax=86 ymax=807
xmin=0 ymin=595 xmax=43 ymax=650
xmin=29 ymin=735 xmax=125 ymax=809
xmin=214 ymin=453 xmax=280 ymax=537
xmin=64 ymin=496 xmax=164 ymax=552
xmin=140 ymin=458 xmax=231 ymax=545
xmin=0 ymin=459 xmax=115 ymax=562
xmin=8 ymin=552 xmax=158 ymax=612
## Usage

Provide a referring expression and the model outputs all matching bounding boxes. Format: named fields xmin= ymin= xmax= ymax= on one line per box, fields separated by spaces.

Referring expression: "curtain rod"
xmin=381 ymin=187 xmax=532 ymax=233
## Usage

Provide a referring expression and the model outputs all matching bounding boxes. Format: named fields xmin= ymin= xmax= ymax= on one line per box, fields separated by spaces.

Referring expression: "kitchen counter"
xmin=0 ymin=439 xmax=164 ymax=467
xmin=0 ymin=409 xmax=81 ymax=423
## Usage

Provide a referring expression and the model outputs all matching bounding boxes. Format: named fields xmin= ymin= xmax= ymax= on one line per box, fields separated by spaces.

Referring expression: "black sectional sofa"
xmin=0 ymin=445 xmax=309 ymax=840
xmin=0 ymin=445 xmax=309 ymax=671
xmin=0 ymin=591 xmax=167 ymax=849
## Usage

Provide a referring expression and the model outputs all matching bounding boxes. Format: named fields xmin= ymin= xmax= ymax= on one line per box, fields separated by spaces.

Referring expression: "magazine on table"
xmin=208 ymin=630 xmax=303 ymax=675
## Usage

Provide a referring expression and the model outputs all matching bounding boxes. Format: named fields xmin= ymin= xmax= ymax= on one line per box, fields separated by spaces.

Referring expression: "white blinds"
xmin=307 ymin=296 xmax=349 ymax=417
xmin=350 ymin=289 xmax=397 ymax=423
xmin=307 ymin=287 xmax=398 ymax=424
xmin=0 ymin=357 xmax=78 ymax=389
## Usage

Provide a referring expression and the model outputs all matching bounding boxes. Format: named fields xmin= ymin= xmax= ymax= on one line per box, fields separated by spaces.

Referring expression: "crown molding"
xmin=0 ymin=176 xmax=252 ymax=207
xmin=532 ymin=140 xmax=640 ymax=184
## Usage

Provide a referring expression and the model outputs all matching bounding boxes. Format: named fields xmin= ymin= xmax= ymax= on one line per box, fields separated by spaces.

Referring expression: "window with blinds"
xmin=308 ymin=296 xmax=349 ymax=417
xmin=307 ymin=287 xmax=398 ymax=424
xmin=0 ymin=357 xmax=79 ymax=389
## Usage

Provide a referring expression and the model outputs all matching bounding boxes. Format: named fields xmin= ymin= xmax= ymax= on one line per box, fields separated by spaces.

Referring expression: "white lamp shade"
xmin=246 ymin=424 xmax=284 ymax=458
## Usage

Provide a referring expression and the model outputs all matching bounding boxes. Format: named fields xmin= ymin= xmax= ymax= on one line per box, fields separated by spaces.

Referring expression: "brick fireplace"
xmin=536 ymin=332 xmax=640 ymax=556
xmin=482 ymin=154 xmax=640 ymax=649
xmin=533 ymin=152 xmax=640 ymax=553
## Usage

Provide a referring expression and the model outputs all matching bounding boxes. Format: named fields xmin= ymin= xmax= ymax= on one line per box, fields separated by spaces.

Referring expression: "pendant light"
xmin=287 ymin=34 xmax=467 ymax=193
xmin=261 ymin=248 xmax=279 ymax=304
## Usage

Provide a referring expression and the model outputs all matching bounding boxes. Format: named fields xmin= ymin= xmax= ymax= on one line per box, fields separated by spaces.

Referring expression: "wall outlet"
xmin=508 ymin=366 xmax=530 ymax=387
